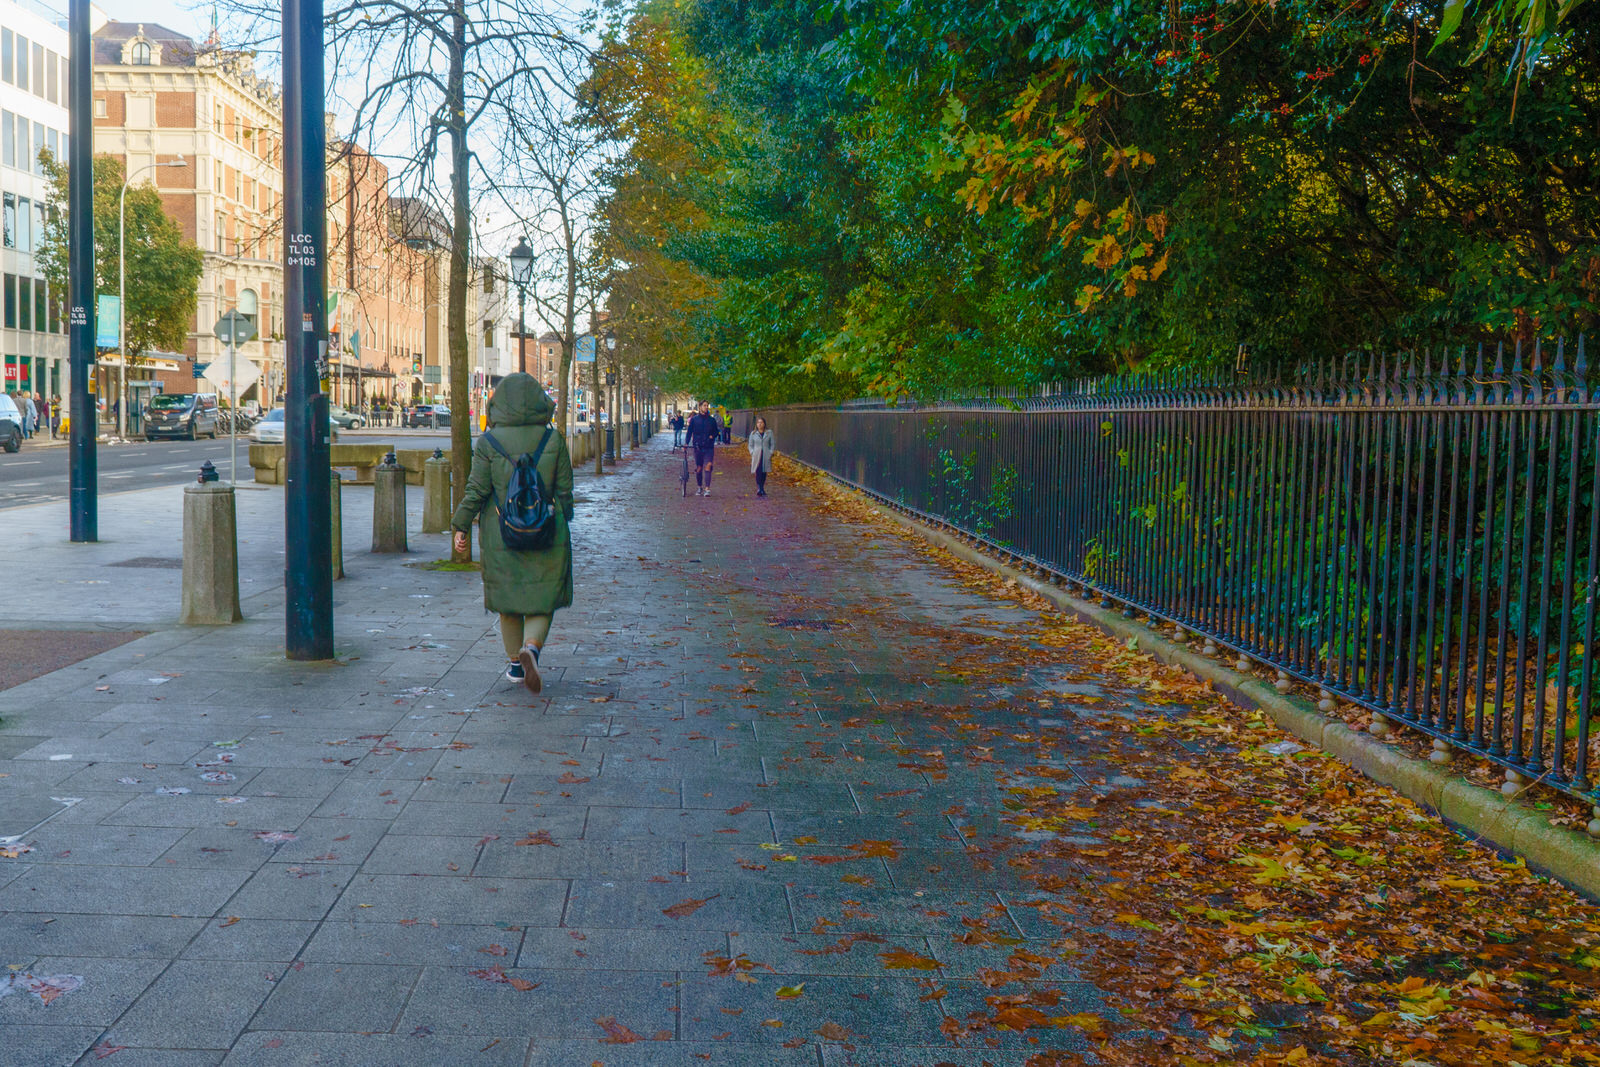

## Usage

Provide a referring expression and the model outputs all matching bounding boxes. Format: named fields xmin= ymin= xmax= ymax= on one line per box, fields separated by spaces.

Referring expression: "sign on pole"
xmin=95 ymin=295 xmax=120 ymax=350
xmin=575 ymin=334 xmax=596 ymax=363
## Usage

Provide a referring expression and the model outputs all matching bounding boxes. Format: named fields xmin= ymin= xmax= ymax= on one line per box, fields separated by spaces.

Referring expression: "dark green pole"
xmin=282 ymin=0 xmax=334 ymax=659
xmin=67 ymin=0 xmax=96 ymax=542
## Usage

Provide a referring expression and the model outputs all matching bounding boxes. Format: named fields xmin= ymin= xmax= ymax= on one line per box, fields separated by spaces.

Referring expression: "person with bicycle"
xmin=686 ymin=400 xmax=720 ymax=496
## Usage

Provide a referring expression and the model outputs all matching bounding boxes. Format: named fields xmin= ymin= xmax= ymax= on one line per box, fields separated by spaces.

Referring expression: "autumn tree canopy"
xmin=583 ymin=0 xmax=1600 ymax=403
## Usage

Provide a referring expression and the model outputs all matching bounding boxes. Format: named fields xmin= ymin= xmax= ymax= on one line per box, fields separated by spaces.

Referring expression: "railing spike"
xmin=1554 ymin=335 xmax=1566 ymax=373
xmin=1512 ymin=338 xmax=1523 ymax=373
xmin=1577 ymin=334 xmax=1588 ymax=381
xmin=1532 ymin=336 xmax=1544 ymax=372
xmin=1493 ymin=342 xmax=1505 ymax=374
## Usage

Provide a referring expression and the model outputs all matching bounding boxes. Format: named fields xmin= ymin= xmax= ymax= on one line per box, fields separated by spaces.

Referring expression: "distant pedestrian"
xmin=747 ymin=416 xmax=775 ymax=496
xmin=671 ymin=411 xmax=684 ymax=449
xmin=686 ymin=400 xmax=719 ymax=496
xmin=450 ymin=372 xmax=575 ymax=694
xmin=49 ymin=395 xmax=61 ymax=437
xmin=20 ymin=394 xmax=36 ymax=438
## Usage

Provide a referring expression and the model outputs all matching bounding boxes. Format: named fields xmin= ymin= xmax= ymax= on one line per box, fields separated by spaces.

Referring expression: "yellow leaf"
xmin=775 ymin=984 xmax=805 ymax=999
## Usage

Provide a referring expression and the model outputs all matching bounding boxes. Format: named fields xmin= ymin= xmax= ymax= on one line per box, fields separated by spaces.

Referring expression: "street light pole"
xmin=120 ymin=156 xmax=187 ymax=439
xmin=66 ymin=0 xmax=96 ymax=542
xmin=507 ymin=237 xmax=533 ymax=380
xmin=282 ymin=0 xmax=333 ymax=660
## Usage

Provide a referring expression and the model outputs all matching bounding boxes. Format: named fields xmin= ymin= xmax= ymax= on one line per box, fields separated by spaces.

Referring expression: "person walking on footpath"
xmin=686 ymin=400 xmax=720 ymax=496
xmin=450 ymin=372 xmax=575 ymax=694
xmin=747 ymin=416 xmax=775 ymax=496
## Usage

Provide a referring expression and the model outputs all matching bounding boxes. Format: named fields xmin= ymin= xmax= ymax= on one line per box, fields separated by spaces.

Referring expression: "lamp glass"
xmin=508 ymin=237 xmax=534 ymax=288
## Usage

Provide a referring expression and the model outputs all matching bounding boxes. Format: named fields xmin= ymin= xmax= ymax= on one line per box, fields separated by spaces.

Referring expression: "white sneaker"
xmin=695 ymin=487 xmax=704 ymax=496
xmin=702 ymin=488 xmax=711 ymax=496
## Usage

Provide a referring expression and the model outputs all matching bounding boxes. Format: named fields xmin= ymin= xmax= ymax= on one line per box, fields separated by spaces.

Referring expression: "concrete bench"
xmin=249 ymin=444 xmax=442 ymax=486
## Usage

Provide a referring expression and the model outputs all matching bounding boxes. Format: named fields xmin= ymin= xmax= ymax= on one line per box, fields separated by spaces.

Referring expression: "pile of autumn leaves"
xmin=810 ymin=473 xmax=1600 ymax=1066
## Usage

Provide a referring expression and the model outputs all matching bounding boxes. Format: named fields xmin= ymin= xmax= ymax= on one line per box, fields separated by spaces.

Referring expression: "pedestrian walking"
xmin=686 ymin=399 xmax=720 ymax=496
xmin=747 ymin=416 xmax=775 ymax=496
xmin=450 ymin=373 xmax=575 ymax=694
xmin=671 ymin=411 xmax=684 ymax=449
xmin=20 ymin=393 xmax=36 ymax=438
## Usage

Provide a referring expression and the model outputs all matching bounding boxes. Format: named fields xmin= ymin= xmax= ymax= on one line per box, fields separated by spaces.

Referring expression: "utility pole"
xmin=282 ymin=0 xmax=334 ymax=659
xmin=67 ymin=0 xmax=96 ymax=542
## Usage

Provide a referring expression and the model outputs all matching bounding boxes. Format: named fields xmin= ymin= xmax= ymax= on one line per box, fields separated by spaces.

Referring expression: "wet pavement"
xmin=0 ymin=434 xmax=1143 ymax=1066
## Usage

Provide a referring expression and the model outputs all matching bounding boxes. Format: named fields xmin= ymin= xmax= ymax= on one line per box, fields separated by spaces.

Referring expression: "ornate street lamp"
xmin=508 ymin=237 xmax=534 ymax=374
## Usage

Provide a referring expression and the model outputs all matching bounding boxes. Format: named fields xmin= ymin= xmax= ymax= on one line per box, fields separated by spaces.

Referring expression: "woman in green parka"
xmin=450 ymin=373 xmax=574 ymax=693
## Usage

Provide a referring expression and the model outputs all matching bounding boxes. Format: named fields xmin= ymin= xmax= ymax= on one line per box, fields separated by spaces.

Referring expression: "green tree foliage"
xmin=587 ymin=0 xmax=1600 ymax=402
xmin=37 ymin=154 xmax=204 ymax=360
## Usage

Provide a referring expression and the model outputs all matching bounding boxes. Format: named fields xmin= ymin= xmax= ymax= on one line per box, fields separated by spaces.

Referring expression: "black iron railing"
xmin=733 ymin=339 xmax=1600 ymax=803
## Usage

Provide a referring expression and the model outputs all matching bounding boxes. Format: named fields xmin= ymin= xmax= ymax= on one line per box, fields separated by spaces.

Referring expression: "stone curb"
xmin=829 ymin=480 xmax=1600 ymax=901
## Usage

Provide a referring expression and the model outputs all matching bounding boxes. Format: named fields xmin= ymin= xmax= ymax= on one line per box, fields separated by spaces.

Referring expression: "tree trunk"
xmin=447 ymin=0 xmax=472 ymax=563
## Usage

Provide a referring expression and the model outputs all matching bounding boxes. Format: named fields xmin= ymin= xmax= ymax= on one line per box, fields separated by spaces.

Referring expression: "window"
xmin=32 ymin=275 xmax=44 ymax=331
xmin=47 ymin=283 xmax=59 ymax=332
xmin=1 ymin=30 xmax=11 ymax=85
xmin=45 ymin=51 xmax=56 ymax=103
xmin=238 ymin=288 xmax=258 ymax=331
xmin=482 ymin=272 xmax=494 ymax=293
xmin=14 ymin=34 xmax=26 ymax=90
xmin=31 ymin=43 xmax=42 ymax=95
xmin=16 ymin=121 xmax=30 ymax=173
xmin=2 ymin=193 xmax=12 ymax=248
xmin=17 ymin=277 xmax=30 ymax=331
xmin=32 ymin=122 xmax=43 ymax=173
xmin=482 ymin=322 xmax=493 ymax=348
xmin=15 ymin=197 xmax=29 ymax=252
xmin=45 ymin=128 xmax=56 ymax=165
xmin=1 ymin=110 xmax=10 ymax=168
xmin=2 ymin=274 xmax=13 ymax=328
xmin=94 ymin=98 xmax=106 ymax=118
xmin=215 ymin=212 xmax=224 ymax=254
xmin=131 ymin=41 xmax=151 ymax=65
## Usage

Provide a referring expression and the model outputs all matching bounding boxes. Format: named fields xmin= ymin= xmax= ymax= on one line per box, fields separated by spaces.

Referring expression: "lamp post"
xmin=508 ymin=236 xmax=533 ymax=376
xmin=603 ymin=330 xmax=617 ymax=462
xmin=119 ymin=155 xmax=187 ymax=438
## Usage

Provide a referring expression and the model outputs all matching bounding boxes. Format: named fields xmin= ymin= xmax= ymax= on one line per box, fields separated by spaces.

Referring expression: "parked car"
xmin=250 ymin=408 xmax=340 ymax=445
xmin=329 ymin=406 xmax=366 ymax=429
xmin=145 ymin=393 xmax=220 ymax=440
xmin=0 ymin=394 xmax=22 ymax=452
xmin=405 ymin=404 xmax=450 ymax=429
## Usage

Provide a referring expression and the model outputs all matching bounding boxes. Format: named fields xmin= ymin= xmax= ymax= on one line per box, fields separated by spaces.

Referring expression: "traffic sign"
xmin=213 ymin=309 xmax=258 ymax=346
xmin=193 ymin=362 xmax=208 ymax=379
xmin=202 ymin=358 xmax=261 ymax=397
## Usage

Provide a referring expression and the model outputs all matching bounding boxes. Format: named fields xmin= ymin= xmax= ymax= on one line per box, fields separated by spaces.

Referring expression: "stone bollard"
xmin=330 ymin=471 xmax=344 ymax=580
xmin=422 ymin=448 xmax=451 ymax=534
xmin=181 ymin=461 xmax=243 ymax=624
xmin=372 ymin=450 xmax=408 ymax=553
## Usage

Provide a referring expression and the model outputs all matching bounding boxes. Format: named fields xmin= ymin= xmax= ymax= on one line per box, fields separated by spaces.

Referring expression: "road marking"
xmin=7 ymin=460 xmax=40 ymax=466
xmin=123 ymin=451 xmax=148 ymax=457
xmin=167 ymin=448 xmax=189 ymax=454
xmin=11 ymin=481 xmax=40 ymax=487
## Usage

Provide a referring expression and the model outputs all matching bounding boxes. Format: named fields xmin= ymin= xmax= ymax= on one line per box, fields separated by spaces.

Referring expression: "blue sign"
xmin=575 ymin=334 xmax=596 ymax=363
xmin=95 ymin=295 xmax=120 ymax=349
xmin=193 ymin=362 xmax=208 ymax=379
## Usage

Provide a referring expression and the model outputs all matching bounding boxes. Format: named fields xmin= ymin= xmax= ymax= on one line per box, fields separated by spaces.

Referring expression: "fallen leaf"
xmin=513 ymin=830 xmax=557 ymax=847
xmin=775 ymin=983 xmax=806 ymax=999
xmin=595 ymin=1016 xmax=644 ymax=1044
xmin=880 ymin=947 xmax=941 ymax=970
xmin=662 ymin=895 xmax=720 ymax=919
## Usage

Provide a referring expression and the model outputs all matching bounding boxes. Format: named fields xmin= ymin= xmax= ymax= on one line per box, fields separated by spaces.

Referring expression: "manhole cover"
xmin=769 ymin=618 xmax=838 ymax=632
xmin=110 ymin=557 xmax=184 ymax=569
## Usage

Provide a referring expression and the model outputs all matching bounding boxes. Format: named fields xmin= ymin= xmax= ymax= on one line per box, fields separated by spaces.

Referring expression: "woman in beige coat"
xmin=747 ymin=417 xmax=775 ymax=496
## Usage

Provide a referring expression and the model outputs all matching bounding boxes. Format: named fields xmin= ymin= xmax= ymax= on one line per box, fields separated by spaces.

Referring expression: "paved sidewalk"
xmin=0 ymin=437 xmax=1088 ymax=1066
xmin=7 ymin=435 xmax=1592 ymax=1066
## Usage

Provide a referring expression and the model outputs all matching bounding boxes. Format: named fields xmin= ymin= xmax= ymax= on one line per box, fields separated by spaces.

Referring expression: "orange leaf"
xmin=595 ymin=1016 xmax=643 ymax=1044
xmin=880 ymin=947 xmax=941 ymax=971
xmin=556 ymin=772 xmax=590 ymax=785
xmin=725 ymin=802 xmax=751 ymax=815
xmin=513 ymin=830 xmax=557 ymax=847
xmin=662 ymin=894 xmax=720 ymax=919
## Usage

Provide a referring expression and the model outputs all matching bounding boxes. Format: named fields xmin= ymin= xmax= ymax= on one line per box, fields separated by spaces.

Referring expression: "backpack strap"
xmin=483 ymin=428 xmax=553 ymax=467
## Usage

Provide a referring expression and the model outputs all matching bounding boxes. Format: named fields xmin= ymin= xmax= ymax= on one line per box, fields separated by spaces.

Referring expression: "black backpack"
xmin=483 ymin=429 xmax=558 ymax=550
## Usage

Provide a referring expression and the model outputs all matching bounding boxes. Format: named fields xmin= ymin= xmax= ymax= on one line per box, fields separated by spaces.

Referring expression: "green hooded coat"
xmin=450 ymin=374 xmax=574 ymax=616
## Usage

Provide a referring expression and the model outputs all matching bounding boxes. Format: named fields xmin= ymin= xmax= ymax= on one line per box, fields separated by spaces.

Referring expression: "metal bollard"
xmin=330 ymin=470 xmax=344 ymax=580
xmin=181 ymin=461 xmax=243 ymax=624
xmin=422 ymin=447 xmax=451 ymax=534
xmin=372 ymin=450 xmax=408 ymax=553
